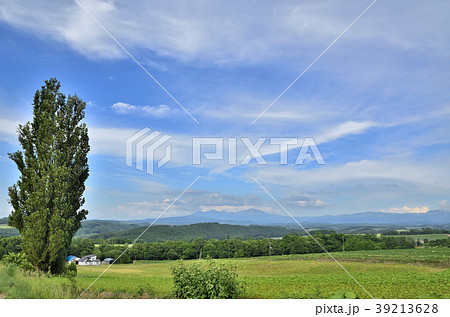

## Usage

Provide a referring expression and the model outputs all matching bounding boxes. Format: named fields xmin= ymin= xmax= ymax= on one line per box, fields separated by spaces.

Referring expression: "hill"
xmin=88 ymin=222 xmax=300 ymax=242
xmin=0 ymin=218 xmax=19 ymax=237
xmin=75 ymin=220 xmax=143 ymax=237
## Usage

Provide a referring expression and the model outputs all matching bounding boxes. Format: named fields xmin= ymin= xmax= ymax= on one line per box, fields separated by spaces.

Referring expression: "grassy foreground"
xmin=1 ymin=248 xmax=449 ymax=299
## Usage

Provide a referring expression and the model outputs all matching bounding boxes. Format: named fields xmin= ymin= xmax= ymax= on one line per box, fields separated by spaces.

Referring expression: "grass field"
xmin=74 ymin=248 xmax=449 ymax=299
xmin=385 ymin=234 xmax=449 ymax=241
xmin=1 ymin=248 xmax=448 ymax=299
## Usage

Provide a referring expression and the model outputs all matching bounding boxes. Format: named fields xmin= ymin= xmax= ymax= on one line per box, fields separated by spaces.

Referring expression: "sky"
xmin=0 ymin=0 xmax=449 ymax=220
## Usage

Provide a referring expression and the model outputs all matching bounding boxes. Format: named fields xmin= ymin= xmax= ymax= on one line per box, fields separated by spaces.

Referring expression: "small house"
xmin=78 ymin=254 xmax=101 ymax=266
xmin=66 ymin=255 xmax=80 ymax=264
xmin=102 ymin=258 xmax=114 ymax=265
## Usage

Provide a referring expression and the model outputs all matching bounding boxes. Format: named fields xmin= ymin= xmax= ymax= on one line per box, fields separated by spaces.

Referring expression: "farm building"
xmin=78 ymin=254 xmax=101 ymax=266
xmin=66 ymin=255 xmax=79 ymax=264
xmin=102 ymin=258 xmax=114 ymax=264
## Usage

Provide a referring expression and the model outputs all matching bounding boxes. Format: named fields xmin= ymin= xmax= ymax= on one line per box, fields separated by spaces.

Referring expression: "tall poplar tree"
xmin=8 ymin=78 xmax=89 ymax=274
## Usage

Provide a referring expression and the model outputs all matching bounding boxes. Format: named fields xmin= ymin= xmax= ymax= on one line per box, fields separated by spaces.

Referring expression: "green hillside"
xmin=89 ymin=222 xmax=300 ymax=242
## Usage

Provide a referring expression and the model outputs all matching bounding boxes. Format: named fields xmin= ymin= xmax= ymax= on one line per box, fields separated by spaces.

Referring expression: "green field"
xmin=385 ymin=234 xmax=449 ymax=241
xmin=74 ymin=248 xmax=449 ymax=299
xmin=1 ymin=248 xmax=449 ymax=299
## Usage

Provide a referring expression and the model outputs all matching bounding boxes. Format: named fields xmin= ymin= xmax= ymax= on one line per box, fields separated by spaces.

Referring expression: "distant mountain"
xmin=130 ymin=209 xmax=450 ymax=226
xmin=129 ymin=209 xmax=291 ymax=225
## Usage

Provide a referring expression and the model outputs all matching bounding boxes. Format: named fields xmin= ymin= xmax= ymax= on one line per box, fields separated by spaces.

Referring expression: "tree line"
xmin=3 ymin=233 xmax=450 ymax=263
xmin=382 ymin=228 xmax=450 ymax=235
xmin=70 ymin=233 xmax=420 ymax=262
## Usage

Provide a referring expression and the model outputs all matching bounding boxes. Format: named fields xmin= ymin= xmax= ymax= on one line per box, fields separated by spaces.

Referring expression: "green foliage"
xmin=170 ymin=259 xmax=245 ymax=299
xmin=7 ymin=78 xmax=89 ymax=274
xmin=116 ymin=253 xmax=133 ymax=264
xmin=1 ymin=252 xmax=34 ymax=271
xmin=90 ymin=222 xmax=299 ymax=242
xmin=330 ymin=289 xmax=358 ymax=299
xmin=68 ymin=232 xmax=426 ymax=263
xmin=0 ymin=263 xmax=80 ymax=298
xmin=71 ymin=248 xmax=449 ymax=299
xmin=68 ymin=238 xmax=95 ymax=257
xmin=67 ymin=261 xmax=77 ymax=276
xmin=75 ymin=220 xmax=141 ymax=237
xmin=0 ymin=237 xmax=22 ymax=259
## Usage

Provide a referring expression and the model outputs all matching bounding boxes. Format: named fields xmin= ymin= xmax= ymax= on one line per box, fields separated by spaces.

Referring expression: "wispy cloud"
xmin=381 ymin=206 xmax=429 ymax=214
xmin=316 ymin=121 xmax=377 ymax=144
xmin=112 ymin=190 xmax=273 ymax=218
xmin=2 ymin=1 xmax=449 ymax=64
xmin=0 ymin=118 xmax=20 ymax=144
xmin=111 ymin=102 xmax=178 ymax=118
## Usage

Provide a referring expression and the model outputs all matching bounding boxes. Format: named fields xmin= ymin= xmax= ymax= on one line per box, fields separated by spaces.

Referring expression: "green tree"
xmin=7 ymin=78 xmax=89 ymax=274
xmin=78 ymin=238 xmax=95 ymax=256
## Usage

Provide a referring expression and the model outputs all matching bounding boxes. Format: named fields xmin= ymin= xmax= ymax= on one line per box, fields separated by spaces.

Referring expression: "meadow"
xmin=385 ymin=234 xmax=449 ymax=241
xmin=75 ymin=248 xmax=449 ymax=299
xmin=1 ymin=248 xmax=448 ymax=299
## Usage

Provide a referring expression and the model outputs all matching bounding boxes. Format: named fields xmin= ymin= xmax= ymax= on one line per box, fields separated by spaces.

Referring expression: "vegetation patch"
xmin=170 ymin=258 xmax=245 ymax=299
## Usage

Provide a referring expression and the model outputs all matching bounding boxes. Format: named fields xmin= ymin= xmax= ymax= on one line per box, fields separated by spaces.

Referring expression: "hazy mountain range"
xmin=129 ymin=209 xmax=450 ymax=226
xmin=3 ymin=209 xmax=449 ymax=238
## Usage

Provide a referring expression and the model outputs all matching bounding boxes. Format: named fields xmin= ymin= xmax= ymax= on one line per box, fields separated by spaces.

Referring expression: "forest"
xmin=58 ymin=233 xmax=435 ymax=262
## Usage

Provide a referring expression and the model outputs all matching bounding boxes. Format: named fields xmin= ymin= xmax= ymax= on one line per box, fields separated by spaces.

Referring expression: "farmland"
xmin=74 ymin=248 xmax=449 ymax=299
xmin=385 ymin=234 xmax=449 ymax=241
xmin=1 ymin=248 xmax=448 ymax=299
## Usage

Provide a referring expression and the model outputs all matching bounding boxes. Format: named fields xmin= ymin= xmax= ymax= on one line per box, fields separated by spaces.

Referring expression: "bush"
xmin=1 ymin=252 xmax=34 ymax=271
xmin=170 ymin=259 xmax=245 ymax=299
xmin=65 ymin=261 xmax=77 ymax=279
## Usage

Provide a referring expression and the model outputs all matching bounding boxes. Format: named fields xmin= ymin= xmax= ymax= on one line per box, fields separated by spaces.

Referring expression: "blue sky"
xmin=0 ymin=0 xmax=449 ymax=220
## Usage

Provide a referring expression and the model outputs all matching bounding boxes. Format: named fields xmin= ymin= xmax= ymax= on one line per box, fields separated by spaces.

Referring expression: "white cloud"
xmin=88 ymin=126 xmax=135 ymax=156
xmin=0 ymin=118 xmax=20 ymax=144
xmin=251 ymin=158 xmax=450 ymax=195
xmin=316 ymin=121 xmax=377 ymax=144
xmin=1 ymin=0 xmax=449 ymax=64
xmin=111 ymin=102 xmax=177 ymax=118
xmin=198 ymin=205 xmax=275 ymax=213
xmin=381 ymin=206 xmax=429 ymax=214
xmin=439 ymin=199 xmax=448 ymax=211
xmin=111 ymin=102 xmax=137 ymax=113
xmin=142 ymin=105 xmax=175 ymax=118
xmin=296 ymin=199 xmax=327 ymax=208
xmin=111 ymin=190 xmax=274 ymax=218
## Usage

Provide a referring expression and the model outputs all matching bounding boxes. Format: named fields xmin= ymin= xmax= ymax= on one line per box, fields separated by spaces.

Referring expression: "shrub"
xmin=1 ymin=252 xmax=34 ymax=271
xmin=170 ymin=259 xmax=245 ymax=299
xmin=66 ymin=261 xmax=77 ymax=278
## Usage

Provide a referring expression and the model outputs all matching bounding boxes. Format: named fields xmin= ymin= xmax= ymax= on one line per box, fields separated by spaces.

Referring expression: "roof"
xmin=79 ymin=254 xmax=97 ymax=262
xmin=66 ymin=255 xmax=77 ymax=262
xmin=103 ymin=258 xmax=114 ymax=261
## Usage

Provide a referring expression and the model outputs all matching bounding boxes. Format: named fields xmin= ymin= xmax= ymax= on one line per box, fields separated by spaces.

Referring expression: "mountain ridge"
xmin=125 ymin=208 xmax=450 ymax=226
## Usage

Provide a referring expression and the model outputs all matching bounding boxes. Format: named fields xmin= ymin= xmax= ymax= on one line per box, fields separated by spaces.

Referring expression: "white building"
xmin=78 ymin=254 xmax=101 ymax=266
